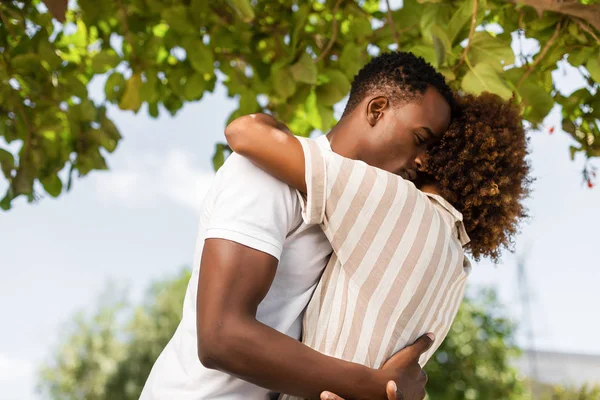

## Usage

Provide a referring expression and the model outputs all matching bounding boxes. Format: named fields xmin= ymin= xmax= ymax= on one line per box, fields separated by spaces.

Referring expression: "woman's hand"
xmin=319 ymin=333 xmax=434 ymax=400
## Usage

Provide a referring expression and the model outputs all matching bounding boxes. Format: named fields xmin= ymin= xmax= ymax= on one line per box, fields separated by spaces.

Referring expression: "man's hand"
xmin=319 ymin=333 xmax=435 ymax=400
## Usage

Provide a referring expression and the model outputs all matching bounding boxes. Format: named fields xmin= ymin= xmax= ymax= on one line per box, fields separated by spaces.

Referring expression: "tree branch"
xmin=456 ymin=0 xmax=479 ymax=69
xmin=505 ymin=0 xmax=600 ymax=33
xmin=575 ymin=18 xmax=600 ymax=45
xmin=315 ymin=0 xmax=343 ymax=63
xmin=116 ymin=0 xmax=136 ymax=61
xmin=385 ymin=0 xmax=400 ymax=48
xmin=41 ymin=0 xmax=68 ymax=23
xmin=0 ymin=8 xmax=16 ymax=37
xmin=517 ymin=20 xmax=562 ymax=88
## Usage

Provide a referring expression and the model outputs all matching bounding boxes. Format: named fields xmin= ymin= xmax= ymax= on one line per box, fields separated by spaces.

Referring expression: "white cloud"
xmin=95 ymin=148 xmax=215 ymax=213
xmin=0 ymin=354 xmax=36 ymax=400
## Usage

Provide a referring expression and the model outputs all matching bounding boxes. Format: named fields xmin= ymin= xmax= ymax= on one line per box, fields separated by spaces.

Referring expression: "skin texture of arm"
xmin=224 ymin=113 xmax=308 ymax=193
xmin=196 ymin=238 xmax=394 ymax=400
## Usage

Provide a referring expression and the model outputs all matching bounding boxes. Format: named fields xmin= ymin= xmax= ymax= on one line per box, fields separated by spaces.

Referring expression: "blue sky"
xmin=1 ymin=58 xmax=599 ymax=400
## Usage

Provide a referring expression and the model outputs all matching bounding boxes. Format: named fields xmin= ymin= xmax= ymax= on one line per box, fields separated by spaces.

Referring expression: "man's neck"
xmin=325 ymin=117 xmax=362 ymax=160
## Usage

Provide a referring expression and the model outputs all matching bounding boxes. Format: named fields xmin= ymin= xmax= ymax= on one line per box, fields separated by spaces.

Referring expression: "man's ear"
xmin=366 ymin=96 xmax=389 ymax=127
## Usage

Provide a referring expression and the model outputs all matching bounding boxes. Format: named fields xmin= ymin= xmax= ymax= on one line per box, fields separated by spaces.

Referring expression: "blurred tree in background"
xmin=38 ymin=269 xmax=528 ymax=400
xmin=1 ymin=0 xmax=600 ymax=209
xmin=541 ymin=384 xmax=600 ymax=400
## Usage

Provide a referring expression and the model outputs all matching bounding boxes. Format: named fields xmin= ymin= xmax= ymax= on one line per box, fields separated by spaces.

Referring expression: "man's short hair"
xmin=343 ymin=51 xmax=454 ymax=116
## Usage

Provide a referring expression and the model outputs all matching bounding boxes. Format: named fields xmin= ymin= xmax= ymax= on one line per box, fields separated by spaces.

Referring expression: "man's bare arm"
xmin=225 ymin=113 xmax=307 ymax=193
xmin=197 ymin=239 xmax=431 ymax=400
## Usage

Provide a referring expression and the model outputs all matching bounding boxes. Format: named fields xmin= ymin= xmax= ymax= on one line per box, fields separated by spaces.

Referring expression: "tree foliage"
xmin=1 ymin=0 xmax=600 ymax=209
xmin=38 ymin=269 xmax=527 ymax=400
xmin=542 ymin=384 xmax=600 ymax=400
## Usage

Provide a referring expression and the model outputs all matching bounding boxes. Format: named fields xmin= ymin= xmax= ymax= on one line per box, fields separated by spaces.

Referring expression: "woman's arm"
xmin=225 ymin=113 xmax=307 ymax=193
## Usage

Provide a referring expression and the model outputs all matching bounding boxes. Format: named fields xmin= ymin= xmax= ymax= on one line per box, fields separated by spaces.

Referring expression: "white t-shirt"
xmin=140 ymin=135 xmax=333 ymax=400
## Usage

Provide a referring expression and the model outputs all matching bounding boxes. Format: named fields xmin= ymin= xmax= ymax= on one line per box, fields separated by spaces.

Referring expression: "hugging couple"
xmin=140 ymin=51 xmax=531 ymax=400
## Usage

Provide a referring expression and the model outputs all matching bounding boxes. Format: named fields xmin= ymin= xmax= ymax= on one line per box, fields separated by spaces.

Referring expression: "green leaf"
xmin=38 ymin=42 xmax=62 ymax=70
xmin=306 ymin=90 xmax=322 ymax=130
xmin=316 ymin=70 xmax=350 ymax=106
xmin=431 ymin=24 xmax=451 ymax=51
xmin=569 ymin=145 xmax=580 ymax=161
xmin=408 ymin=45 xmax=437 ymax=67
xmin=461 ymin=63 xmax=512 ymax=99
xmin=67 ymin=75 xmax=88 ymax=98
xmin=568 ymin=47 xmax=594 ymax=67
xmin=238 ymin=89 xmax=260 ymax=115
xmin=0 ymin=148 xmax=15 ymax=179
xmin=289 ymin=53 xmax=317 ymax=85
xmin=586 ymin=56 xmax=600 ymax=83
xmin=139 ymin=73 xmax=159 ymax=103
xmin=447 ymin=0 xmax=474 ymax=45
xmin=562 ymin=119 xmax=576 ymax=135
xmin=189 ymin=0 xmax=209 ymax=26
xmin=161 ymin=6 xmax=196 ymax=35
xmin=519 ymin=82 xmax=554 ymax=124
xmin=41 ymin=174 xmax=63 ymax=197
xmin=432 ymin=34 xmax=445 ymax=67
xmin=318 ymin=104 xmax=336 ymax=132
xmin=272 ymin=67 xmax=297 ymax=100
xmin=104 ymin=72 xmax=126 ymax=102
xmin=149 ymin=102 xmax=159 ymax=118
xmin=212 ymin=143 xmax=229 ymax=171
xmin=80 ymin=99 xmax=97 ymax=122
xmin=467 ymin=32 xmax=515 ymax=71
xmin=91 ymin=50 xmax=121 ymax=73
xmin=119 ymin=73 xmax=143 ymax=112
xmin=186 ymin=42 xmax=214 ymax=73
xmin=339 ymin=44 xmax=365 ymax=80
xmin=227 ymin=0 xmax=255 ymax=22
xmin=183 ymin=73 xmax=206 ymax=101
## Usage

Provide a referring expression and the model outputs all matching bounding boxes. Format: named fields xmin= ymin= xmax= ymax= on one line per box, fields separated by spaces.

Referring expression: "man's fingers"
xmin=320 ymin=391 xmax=345 ymax=400
xmin=406 ymin=332 xmax=435 ymax=360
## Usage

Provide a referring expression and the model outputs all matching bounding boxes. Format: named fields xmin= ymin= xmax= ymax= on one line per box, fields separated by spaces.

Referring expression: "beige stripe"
xmin=307 ymin=139 xmax=325 ymax=222
xmin=418 ymin=243 xmax=461 ymax=332
xmin=340 ymin=189 xmax=419 ymax=361
xmin=324 ymin=158 xmax=354 ymax=222
xmin=363 ymin=208 xmax=437 ymax=365
xmin=328 ymin=175 xmax=399 ymax=355
xmin=319 ymin=253 xmax=338 ymax=308
xmin=329 ymin=166 xmax=377 ymax=252
xmin=342 ymin=173 xmax=399 ymax=276
xmin=329 ymin=269 xmax=350 ymax=355
xmin=378 ymin=214 xmax=447 ymax=362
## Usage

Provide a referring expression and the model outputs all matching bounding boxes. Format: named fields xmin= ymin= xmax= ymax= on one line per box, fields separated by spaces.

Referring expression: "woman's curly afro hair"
xmin=422 ymin=92 xmax=532 ymax=262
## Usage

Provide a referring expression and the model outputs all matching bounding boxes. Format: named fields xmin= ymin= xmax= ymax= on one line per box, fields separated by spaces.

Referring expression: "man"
xmin=140 ymin=52 xmax=454 ymax=400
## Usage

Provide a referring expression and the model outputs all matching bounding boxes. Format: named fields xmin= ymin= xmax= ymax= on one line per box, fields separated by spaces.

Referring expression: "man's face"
xmin=360 ymin=87 xmax=451 ymax=180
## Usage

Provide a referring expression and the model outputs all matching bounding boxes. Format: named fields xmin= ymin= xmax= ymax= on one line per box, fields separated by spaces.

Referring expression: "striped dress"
xmin=280 ymin=137 xmax=472 ymax=400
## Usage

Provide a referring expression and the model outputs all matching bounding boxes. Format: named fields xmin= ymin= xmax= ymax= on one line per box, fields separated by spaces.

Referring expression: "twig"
xmin=315 ymin=0 xmax=343 ymax=63
xmin=0 ymin=8 xmax=16 ymax=37
xmin=456 ymin=0 xmax=479 ymax=69
xmin=517 ymin=20 xmax=562 ymax=89
xmin=575 ymin=18 xmax=600 ymax=45
xmin=384 ymin=0 xmax=400 ymax=48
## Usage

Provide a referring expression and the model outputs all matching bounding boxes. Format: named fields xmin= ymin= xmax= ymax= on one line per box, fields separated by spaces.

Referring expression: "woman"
xmin=225 ymin=92 xmax=531 ymax=400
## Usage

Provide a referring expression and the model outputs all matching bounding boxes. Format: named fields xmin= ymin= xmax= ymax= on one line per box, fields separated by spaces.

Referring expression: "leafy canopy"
xmin=1 ymin=0 xmax=600 ymax=209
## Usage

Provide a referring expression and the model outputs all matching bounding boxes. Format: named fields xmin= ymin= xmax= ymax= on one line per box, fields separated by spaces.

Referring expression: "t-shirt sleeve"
xmin=204 ymin=152 xmax=300 ymax=261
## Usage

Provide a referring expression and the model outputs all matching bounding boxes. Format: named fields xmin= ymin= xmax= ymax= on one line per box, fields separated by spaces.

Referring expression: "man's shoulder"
xmin=217 ymin=152 xmax=295 ymax=193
